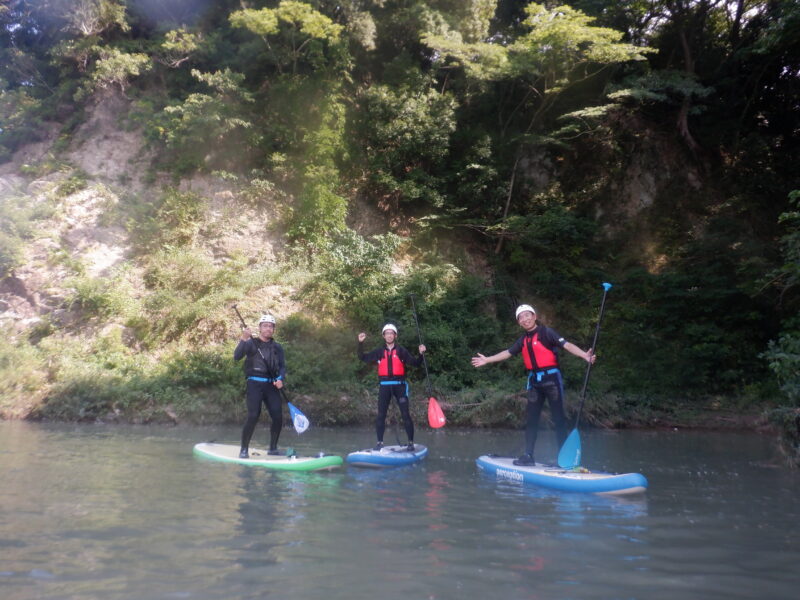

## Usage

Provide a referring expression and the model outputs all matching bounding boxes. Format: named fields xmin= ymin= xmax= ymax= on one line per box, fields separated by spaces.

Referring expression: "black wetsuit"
xmin=508 ymin=324 xmax=569 ymax=457
xmin=358 ymin=342 xmax=423 ymax=444
xmin=234 ymin=337 xmax=286 ymax=451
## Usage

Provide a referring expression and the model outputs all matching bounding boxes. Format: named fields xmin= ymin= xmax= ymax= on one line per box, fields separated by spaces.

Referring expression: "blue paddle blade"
xmin=602 ymin=282 xmax=613 ymax=291
xmin=287 ymin=402 xmax=310 ymax=434
xmin=557 ymin=428 xmax=581 ymax=469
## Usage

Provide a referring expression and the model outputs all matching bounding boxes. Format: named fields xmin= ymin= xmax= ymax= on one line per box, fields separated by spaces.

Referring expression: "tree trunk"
xmin=677 ymin=27 xmax=701 ymax=153
xmin=730 ymin=0 xmax=745 ymax=46
xmin=494 ymin=155 xmax=520 ymax=255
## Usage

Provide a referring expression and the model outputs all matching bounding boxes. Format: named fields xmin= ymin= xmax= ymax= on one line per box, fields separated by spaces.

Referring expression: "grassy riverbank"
xmin=3 ymin=324 xmax=794 ymax=465
xmin=0 ymin=305 xmax=787 ymax=441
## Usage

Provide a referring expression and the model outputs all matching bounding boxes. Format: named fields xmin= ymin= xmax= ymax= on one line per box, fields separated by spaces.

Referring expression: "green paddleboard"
xmin=193 ymin=442 xmax=343 ymax=471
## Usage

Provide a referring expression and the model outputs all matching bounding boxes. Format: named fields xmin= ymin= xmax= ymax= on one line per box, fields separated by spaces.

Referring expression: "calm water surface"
xmin=1 ymin=421 xmax=797 ymax=600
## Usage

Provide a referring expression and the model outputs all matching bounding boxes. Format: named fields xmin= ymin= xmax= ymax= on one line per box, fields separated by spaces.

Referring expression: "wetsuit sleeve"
xmin=275 ymin=343 xmax=287 ymax=381
xmin=233 ymin=339 xmax=253 ymax=361
xmin=540 ymin=326 xmax=567 ymax=350
xmin=507 ymin=335 xmax=525 ymax=356
xmin=358 ymin=342 xmax=382 ymax=363
xmin=397 ymin=346 xmax=424 ymax=367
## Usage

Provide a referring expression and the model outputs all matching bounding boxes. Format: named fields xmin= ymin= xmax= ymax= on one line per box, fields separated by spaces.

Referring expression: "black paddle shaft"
xmin=573 ymin=285 xmax=612 ymax=427
xmin=232 ymin=304 xmax=248 ymax=329
xmin=408 ymin=294 xmax=434 ymax=398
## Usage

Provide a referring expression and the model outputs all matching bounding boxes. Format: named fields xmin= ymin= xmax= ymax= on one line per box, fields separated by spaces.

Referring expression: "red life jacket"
xmin=377 ymin=347 xmax=405 ymax=377
xmin=521 ymin=331 xmax=558 ymax=371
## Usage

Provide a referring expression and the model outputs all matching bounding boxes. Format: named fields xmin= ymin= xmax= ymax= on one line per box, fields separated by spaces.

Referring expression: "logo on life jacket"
xmin=521 ymin=332 xmax=558 ymax=371
xmin=377 ymin=348 xmax=405 ymax=377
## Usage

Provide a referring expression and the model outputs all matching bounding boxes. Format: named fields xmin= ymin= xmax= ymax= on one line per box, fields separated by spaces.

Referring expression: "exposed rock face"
xmin=0 ymin=273 xmax=40 ymax=321
xmin=0 ymin=92 xmax=290 ymax=337
xmin=66 ymin=92 xmax=154 ymax=191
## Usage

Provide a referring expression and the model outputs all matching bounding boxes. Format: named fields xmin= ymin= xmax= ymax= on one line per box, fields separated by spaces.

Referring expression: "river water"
xmin=1 ymin=421 xmax=797 ymax=600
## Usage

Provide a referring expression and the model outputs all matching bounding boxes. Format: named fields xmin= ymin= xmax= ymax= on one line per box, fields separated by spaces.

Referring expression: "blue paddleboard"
xmin=476 ymin=455 xmax=647 ymax=495
xmin=346 ymin=444 xmax=428 ymax=468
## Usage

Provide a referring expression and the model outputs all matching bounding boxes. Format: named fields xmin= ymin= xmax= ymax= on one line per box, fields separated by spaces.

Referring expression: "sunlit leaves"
xmin=422 ymin=33 xmax=510 ymax=80
xmin=191 ymin=68 xmax=253 ymax=100
xmin=457 ymin=0 xmax=496 ymax=42
xmin=229 ymin=1 xmax=344 ymax=74
xmin=607 ymin=70 xmax=714 ymax=105
xmin=229 ymin=7 xmax=280 ymax=37
xmin=157 ymin=27 xmax=201 ymax=68
xmin=425 ymin=3 xmax=652 ymax=87
xmin=346 ymin=10 xmax=377 ymax=51
xmin=76 ymin=47 xmax=150 ymax=99
xmin=65 ymin=0 xmax=129 ymax=37
xmin=274 ymin=0 xmax=343 ymax=40
xmin=507 ymin=3 xmax=652 ymax=86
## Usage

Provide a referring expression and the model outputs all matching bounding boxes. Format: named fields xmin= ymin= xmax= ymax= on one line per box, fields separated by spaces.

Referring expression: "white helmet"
xmin=259 ymin=314 xmax=276 ymax=325
xmin=515 ymin=304 xmax=536 ymax=320
xmin=381 ymin=323 xmax=398 ymax=335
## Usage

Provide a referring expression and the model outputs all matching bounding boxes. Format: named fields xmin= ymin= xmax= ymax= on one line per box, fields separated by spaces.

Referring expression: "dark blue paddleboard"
xmin=346 ymin=444 xmax=428 ymax=468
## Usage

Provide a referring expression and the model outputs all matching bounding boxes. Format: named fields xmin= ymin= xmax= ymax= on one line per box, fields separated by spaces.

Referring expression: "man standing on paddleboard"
xmin=234 ymin=314 xmax=286 ymax=458
xmin=471 ymin=305 xmax=595 ymax=466
xmin=358 ymin=324 xmax=426 ymax=451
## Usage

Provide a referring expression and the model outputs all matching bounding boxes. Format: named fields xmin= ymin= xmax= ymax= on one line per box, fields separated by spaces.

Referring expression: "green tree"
xmin=351 ymin=76 xmax=458 ymax=210
xmin=227 ymin=2 xmax=351 ymax=243
xmin=229 ymin=1 xmax=344 ymax=75
xmin=76 ymin=47 xmax=151 ymax=99
xmin=424 ymin=2 xmax=652 ymax=250
xmin=155 ymin=27 xmax=201 ymax=69
xmin=0 ymin=79 xmax=42 ymax=162
xmin=64 ymin=0 xmax=129 ymax=37
xmin=303 ymin=228 xmax=403 ymax=323
xmin=764 ymin=191 xmax=800 ymax=404
xmin=155 ymin=68 xmax=256 ymax=173
xmin=288 ymin=88 xmax=350 ymax=242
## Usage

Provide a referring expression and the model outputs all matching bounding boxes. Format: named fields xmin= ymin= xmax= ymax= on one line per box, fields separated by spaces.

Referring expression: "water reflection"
xmin=1 ymin=422 xmax=798 ymax=600
xmin=421 ymin=469 xmax=451 ymax=582
xmin=477 ymin=468 xmax=649 ymax=518
xmin=233 ymin=470 xmax=281 ymax=568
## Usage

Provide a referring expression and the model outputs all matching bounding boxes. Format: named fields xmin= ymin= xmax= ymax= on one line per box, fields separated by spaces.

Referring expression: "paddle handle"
xmin=409 ymin=294 xmax=433 ymax=397
xmin=232 ymin=304 xmax=248 ymax=330
xmin=573 ymin=283 xmax=612 ymax=426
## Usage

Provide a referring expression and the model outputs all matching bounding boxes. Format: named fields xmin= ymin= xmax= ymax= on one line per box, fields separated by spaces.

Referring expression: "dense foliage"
xmin=1 ymin=1 xmax=798 ymax=432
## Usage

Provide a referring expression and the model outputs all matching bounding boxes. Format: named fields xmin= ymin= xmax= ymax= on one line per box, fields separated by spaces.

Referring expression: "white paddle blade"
xmin=287 ymin=402 xmax=310 ymax=434
xmin=293 ymin=414 xmax=310 ymax=434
